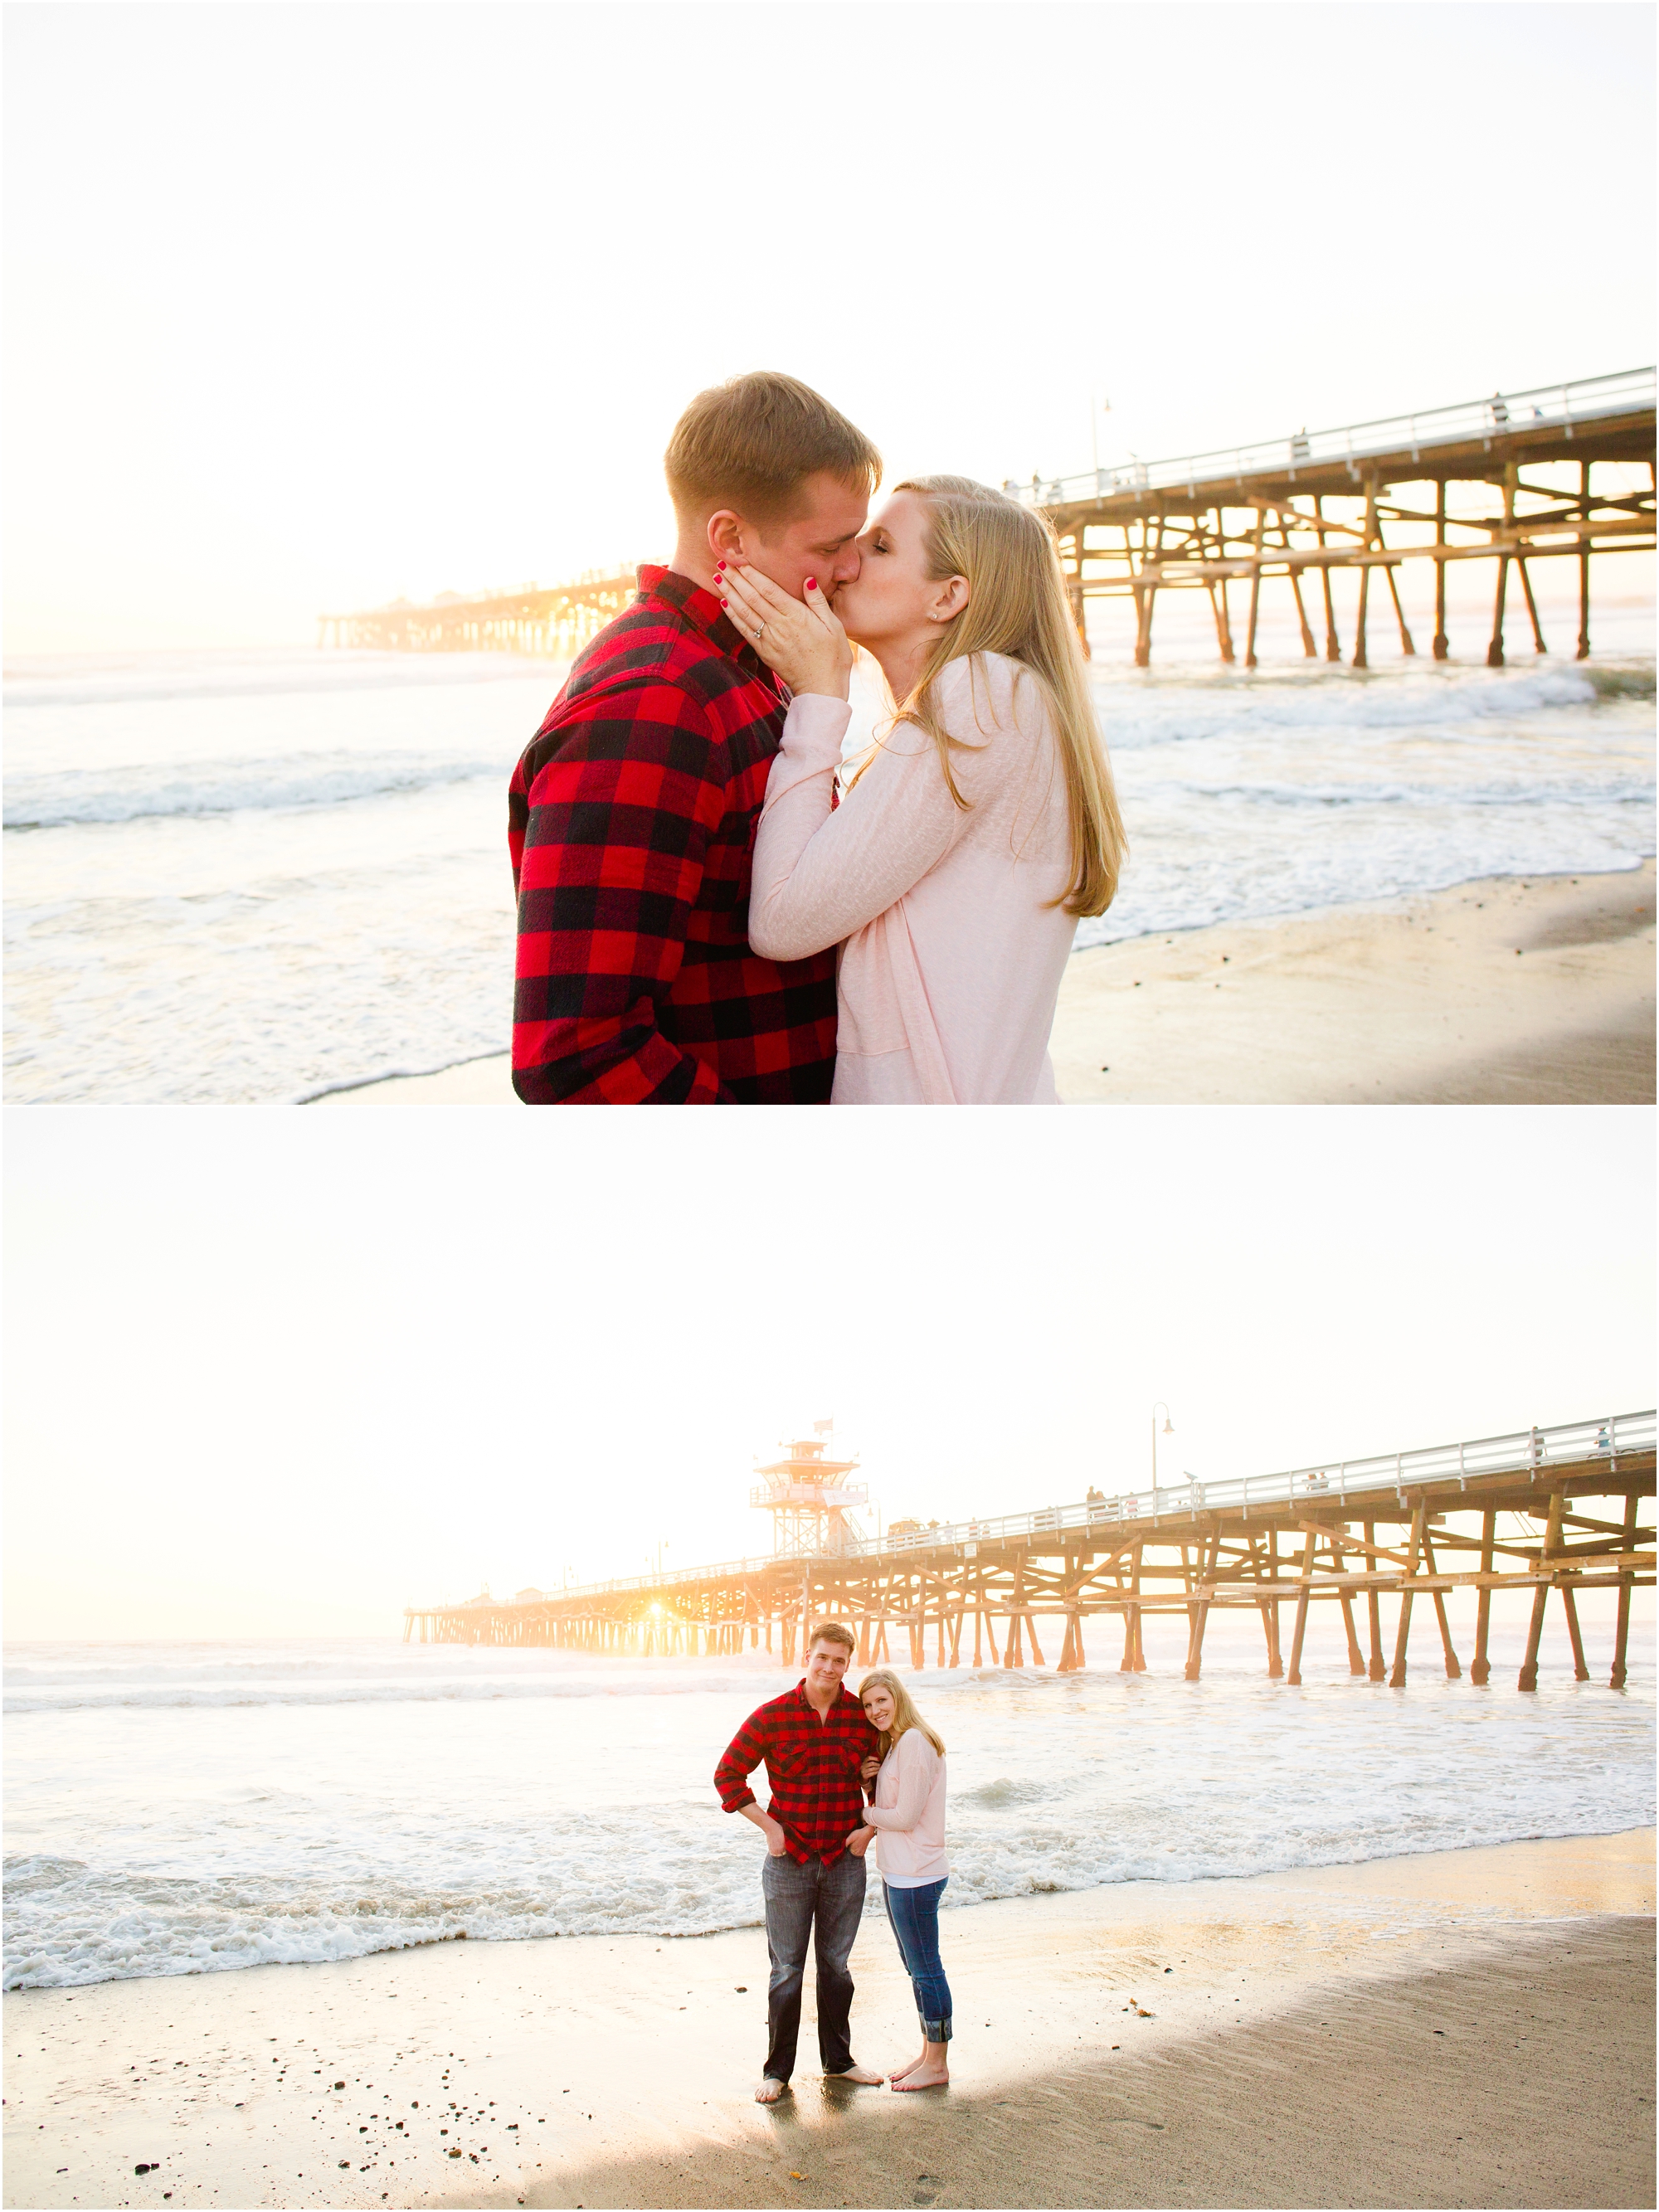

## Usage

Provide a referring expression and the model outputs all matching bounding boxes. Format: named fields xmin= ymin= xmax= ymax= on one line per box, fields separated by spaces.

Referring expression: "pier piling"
xmin=1517 ymin=1583 xmax=1550 ymax=1692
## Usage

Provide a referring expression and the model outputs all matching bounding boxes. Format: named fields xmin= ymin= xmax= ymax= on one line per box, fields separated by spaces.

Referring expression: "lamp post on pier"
xmin=1151 ymin=1403 xmax=1175 ymax=1491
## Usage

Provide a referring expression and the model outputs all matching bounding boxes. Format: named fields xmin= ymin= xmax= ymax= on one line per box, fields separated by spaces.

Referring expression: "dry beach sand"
xmin=316 ymin=865 xmax=1656 ymax=1108
xmin=7 ymin=1830 xmax=1652 ymax=2211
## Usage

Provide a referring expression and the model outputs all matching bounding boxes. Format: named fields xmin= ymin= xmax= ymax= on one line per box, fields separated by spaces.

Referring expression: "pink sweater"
xmin=748 ymin=652 xmax=1078 ymax=1105
xmin=863 ymin=1728 xmax=949 ymax=1887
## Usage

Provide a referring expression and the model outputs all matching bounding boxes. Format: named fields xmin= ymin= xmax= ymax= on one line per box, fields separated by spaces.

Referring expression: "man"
xmin=508 ymin=372 xmax=880 ymax=1101
xmin=714 ymin=1621 xmax=884 ymax=2103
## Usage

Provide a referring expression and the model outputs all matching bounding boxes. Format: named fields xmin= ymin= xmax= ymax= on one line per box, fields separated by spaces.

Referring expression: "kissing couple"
xmin=509 ymin=370 xmax=1126 ymax=1104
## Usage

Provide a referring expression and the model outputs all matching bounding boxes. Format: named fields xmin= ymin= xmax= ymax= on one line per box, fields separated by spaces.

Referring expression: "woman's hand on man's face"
xmin=717 ymin=562 xmax=853 ymax=701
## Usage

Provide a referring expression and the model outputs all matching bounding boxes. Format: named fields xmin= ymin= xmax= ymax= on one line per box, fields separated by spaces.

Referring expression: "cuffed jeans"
xmin=761 ymin=1849 xmax=866 ymax=2084
xmin=882 ymin=1877 xmax=952 ymax=2043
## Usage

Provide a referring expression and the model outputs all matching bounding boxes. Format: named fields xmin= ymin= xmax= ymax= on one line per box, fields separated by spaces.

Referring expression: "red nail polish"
xmin=805 ymin=577 xmax=816 ymax=591
xmin=720 ymin=597 xmax=728 ymax=607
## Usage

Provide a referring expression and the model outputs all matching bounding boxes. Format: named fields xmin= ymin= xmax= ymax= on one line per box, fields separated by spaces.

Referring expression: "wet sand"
xmin=314 ymin=865 xmax=1655 ymax=1108
xmin=1051 ymin=861 xmax=1656 ymax=1105
xmin=7 ymin=1830 xmax=1652 ymax=2210
xmin=314 ymin=1054 xmax=517 ymax=1106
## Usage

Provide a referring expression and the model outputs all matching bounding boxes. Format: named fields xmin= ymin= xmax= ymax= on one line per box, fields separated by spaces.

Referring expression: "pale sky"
xmin=6 ymin=2 xmax=1654 ymax=652
xmin=5 ymin=1106 xmax=1652 ymax=1640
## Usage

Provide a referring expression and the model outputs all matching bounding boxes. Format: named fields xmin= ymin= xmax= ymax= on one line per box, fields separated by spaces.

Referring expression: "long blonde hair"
xmin=859 ymin=1669 xmax=946 ymax=1760
xmin=856 ymin=475 xmax=1126 ymax=919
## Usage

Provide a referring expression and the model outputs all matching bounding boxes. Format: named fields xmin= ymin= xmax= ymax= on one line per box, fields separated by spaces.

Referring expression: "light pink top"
xmin=863 ymin=1728 xmax=948 ymax=1888
xmin=748 ymin=652 xmax=1078 ymax=1105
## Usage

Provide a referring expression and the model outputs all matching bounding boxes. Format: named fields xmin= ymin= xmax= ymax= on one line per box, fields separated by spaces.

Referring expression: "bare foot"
xmin=755 ymin=2076 xmax=789 ymax=2104
xmin=888 ymin=2049 xmax=930 ymax=2081
xmin=892 ymin=2061 xmax=949 ymax=2092
xmin=829 ymin=2064 xmax=885 ymax=2085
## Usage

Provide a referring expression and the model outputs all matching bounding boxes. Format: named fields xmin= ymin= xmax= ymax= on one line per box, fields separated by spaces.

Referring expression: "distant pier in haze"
xmin=404 ymin=1410 xmax=1654 ymax=1696
xmin=318 ymin=570 xmax=636 ymax=656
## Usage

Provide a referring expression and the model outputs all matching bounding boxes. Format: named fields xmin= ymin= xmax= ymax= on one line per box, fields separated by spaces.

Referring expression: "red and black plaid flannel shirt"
xmin=714 ymin=1680 xmax=879 ymax=1864
xmin=508 ymin=566 xmax=839 ymax=1102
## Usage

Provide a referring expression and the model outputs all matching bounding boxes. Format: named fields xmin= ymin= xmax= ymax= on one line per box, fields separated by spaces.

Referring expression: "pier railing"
xmin=452 ymin=1410 xmax=1652 ymax=1611
xmin=1011 ymin=367 xmax=1657 ymax=508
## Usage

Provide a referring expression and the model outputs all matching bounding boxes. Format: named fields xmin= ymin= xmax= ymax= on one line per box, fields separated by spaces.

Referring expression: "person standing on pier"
xmin=714 ymin=1622 xmax=886 ymax=2103
xmin=508 ymin=372 xmax=879 ymax=1101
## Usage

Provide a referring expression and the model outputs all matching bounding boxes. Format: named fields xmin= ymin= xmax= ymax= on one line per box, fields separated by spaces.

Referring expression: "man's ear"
xmin=930 ymin=574 xmax=971 ymax=625
xmin=706 ymin=509 xmax=750 ymax=564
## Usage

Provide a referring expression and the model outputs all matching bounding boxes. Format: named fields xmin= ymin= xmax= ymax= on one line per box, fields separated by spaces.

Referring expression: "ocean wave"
xmin=4 ymin=1672 xmax=777 ymax=1715
xmin=7 ymin=1787 xmax=1651 ymax=1991
xmin=954 ymin=1777 xmax=1052 ymax=1808
xmin=5 ymin=1656 xmax=391 ymax=1682
xmin=2 ymin=650 xmax=569 ymax=712
xmin=4 ymin=1855 xmax=88 ymax=1894
xmin=1582 ymin=664 xmax=1657 ymax=702
xmin=1091 ymin=660 xmax=1625 ymax=748
xmin=4 ymin=753 xmax=501 ymax=829
xmin=0 ymin=1642 xmax=791 ymax=1708
xmin=1147 ymin=776 xmax=1657 ymax=811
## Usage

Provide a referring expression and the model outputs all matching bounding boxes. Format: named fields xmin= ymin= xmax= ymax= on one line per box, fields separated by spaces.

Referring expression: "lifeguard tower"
xmin=751 ymin=1418 xmax=868 ymax=1557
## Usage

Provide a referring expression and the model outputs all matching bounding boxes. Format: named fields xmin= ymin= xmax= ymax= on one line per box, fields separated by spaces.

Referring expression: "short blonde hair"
xmin=859 ymin=1669 xmax=946 ymax=1758
xmin=808 ymin=1620 xmax=856 ymax=1655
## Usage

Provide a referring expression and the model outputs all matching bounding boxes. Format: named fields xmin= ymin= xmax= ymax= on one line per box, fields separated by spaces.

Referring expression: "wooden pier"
xmin=323 ymin=373 xmax=1652 ymax=673
xmin=319 ymin=571 xmax=637 ymax=656
xmin=405 ymin=1412 xmax=1653 ymax=1693
xmin=1019 ymin=367 xmax=1654 ymax=667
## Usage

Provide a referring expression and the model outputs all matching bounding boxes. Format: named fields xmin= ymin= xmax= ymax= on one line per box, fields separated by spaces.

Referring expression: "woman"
xmin=846 ymin=1670 xmax=951 ymax=2091
xmin=719 ymin=476 xmax=1126 ymax=1104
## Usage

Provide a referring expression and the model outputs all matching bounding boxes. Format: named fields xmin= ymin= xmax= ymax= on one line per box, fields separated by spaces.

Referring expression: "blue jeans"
xmin=760 ymin=1850 xmax=867 ymax=2083
xmin=882 ymin=1877 xmax=952 ymax=2043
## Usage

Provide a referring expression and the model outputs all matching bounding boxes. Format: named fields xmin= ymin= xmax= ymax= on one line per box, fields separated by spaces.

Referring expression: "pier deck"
xmin=1021 ymin=367 xmax=1655 ymax=667
xmin=406 ymin=1412 xmax=1654 ymax=1692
